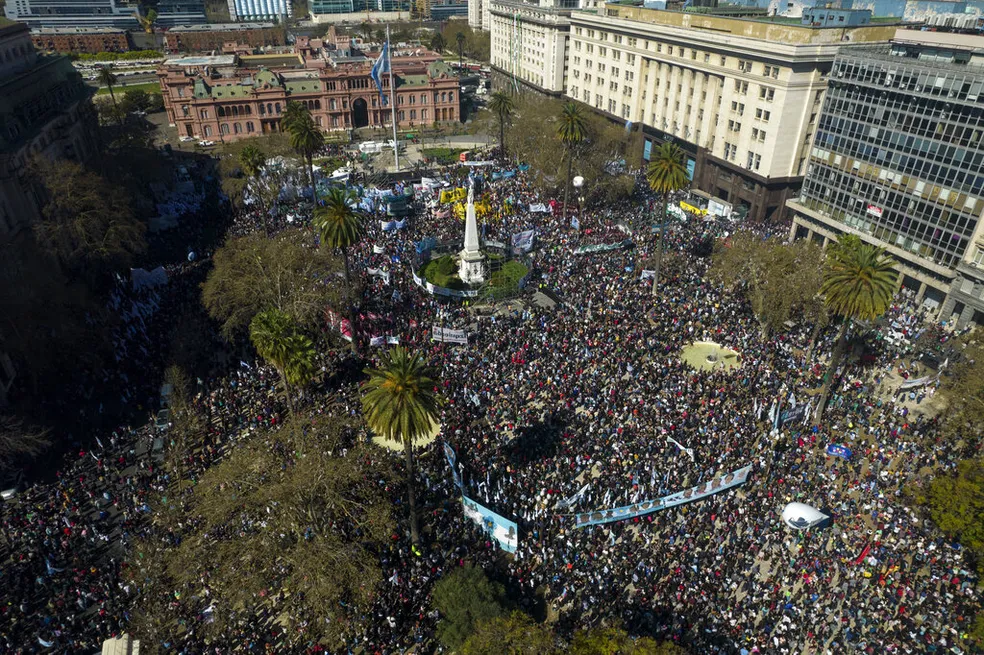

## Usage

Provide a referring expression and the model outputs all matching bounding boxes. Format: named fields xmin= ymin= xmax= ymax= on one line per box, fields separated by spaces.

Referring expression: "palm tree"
xmin=286 ymin=113 xmax=325 ymax=204
xmin=455 ymin=32 xmax=466 ymax=69
xmin=644 ymin=141 xmax=689 ymax=296
xmin=249 ymin=308 xmax=317 ymax=413
xmin=556 ymin=101 xmax=586 ymax=226
xmin=239 ymin=145 xmax=269 ymax=235
xmin=280 ymin=100 xmax=307 ymax=133
xmin=314 ymin=187 xmax=365 ymax=352
xmin=487 ymin=91 xmax=514 ymax=157
xmin=97 ymin=65 xmax=123 ymax=126
xmin=430 ymin=32 xmax=446 ymax=53
xmin=135 ymin=7 xmax=157 ymax=33
xmin=814 ymin=235 xmax=897 ymax=423
xmin=361 ymin=347 xmax=441 ymax=545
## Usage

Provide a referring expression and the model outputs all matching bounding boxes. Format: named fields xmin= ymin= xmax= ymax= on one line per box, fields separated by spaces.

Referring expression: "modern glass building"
xmin=788 ymin=30 xmax=984 ymax=327
xmin=4 ymin=0 xmax=205 ymax=28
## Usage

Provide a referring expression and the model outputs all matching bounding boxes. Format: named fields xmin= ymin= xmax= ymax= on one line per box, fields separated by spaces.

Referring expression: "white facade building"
xmin=563 ymin=6 xmax=903 ymax=221
xmin=469 ymin=0 xmax=484 ymax=29
xmin=489 ymin=0 xmax=572 ymax=94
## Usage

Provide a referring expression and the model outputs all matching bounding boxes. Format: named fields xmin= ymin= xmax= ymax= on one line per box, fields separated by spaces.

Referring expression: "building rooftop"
xmin=239 ymin=53 xmax=302 ymax=67
xmin=164 ymin=54 xmax=237 ymax=66
xmin=591 ymin=6 xmax=913 ymax=43
xmin=169 ymin=22 xmax=277 ymax=32
xmin=32 ymin=26 xmax=127 ymax=34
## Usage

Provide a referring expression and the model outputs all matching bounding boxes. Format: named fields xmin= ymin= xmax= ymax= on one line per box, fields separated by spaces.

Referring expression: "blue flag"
xmin=371 ymin=41 xmax=390 ymax=104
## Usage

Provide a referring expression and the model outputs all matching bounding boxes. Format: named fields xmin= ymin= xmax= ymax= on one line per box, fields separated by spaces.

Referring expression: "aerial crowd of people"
xmin=0 ymin=148 xmax=981 ymax=655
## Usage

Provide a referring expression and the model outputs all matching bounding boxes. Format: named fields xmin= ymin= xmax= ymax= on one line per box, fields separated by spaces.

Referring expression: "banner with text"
xmin=462 ymin=495 xmax=518 ymax=553
xmin=511 ymin=229 xmax=536 ymax=252
xmin=573 ymin=464 xmax=752 ymax=528
xmin=432 ymin=325 xmax=468 ymax=344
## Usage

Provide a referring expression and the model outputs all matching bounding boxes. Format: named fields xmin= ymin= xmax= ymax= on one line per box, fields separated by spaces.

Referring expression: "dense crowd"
xmin=1 ymin=152 xmax=981 ymax=655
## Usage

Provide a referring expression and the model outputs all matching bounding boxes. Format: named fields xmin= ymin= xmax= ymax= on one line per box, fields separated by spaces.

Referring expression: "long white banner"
xmin=432 ymin=325 xmax=468 ymax=344
xmin=573 ymin=464 xmax=752 ymax=528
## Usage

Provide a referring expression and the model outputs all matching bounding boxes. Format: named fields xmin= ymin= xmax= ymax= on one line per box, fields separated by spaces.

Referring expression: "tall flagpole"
xmin=387 ymin=25 xmax=400 ymax=171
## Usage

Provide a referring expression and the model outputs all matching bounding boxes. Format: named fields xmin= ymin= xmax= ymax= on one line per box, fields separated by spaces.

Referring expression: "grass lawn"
xmin=421 ymin=255 xmax=468 ymax=290
xmin=96 ymin=82 xmax=161 ymax=96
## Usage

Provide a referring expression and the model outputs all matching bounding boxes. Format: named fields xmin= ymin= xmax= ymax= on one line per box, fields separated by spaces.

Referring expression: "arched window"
xmin=259 ymin=104 xmax=265 ymax=115
xmin=315 ymin=99 xmax=321 ymax=109
xmin=275 ymin=103 xmax=281 ymax=113
xmin=441 ymin=92 xmax=447 ymax=102
xmin=267 ymin=103 xmax=273 ymax=114
xmin=449 ymin=92 xmax=454 ymax=102
xmin=420 ymin=93 xmax=426 ymax=104
xmin=217 ymin=106 xmax=225 ymax=117
xmin=315 ymin=116 xmax=322 ymax=126
xmin=204 ymin=125 xmax=212 ymax=137
xmin=329 ymin=98 xmax=336 ymax=110
xmin=246 ymin=122 xmax=255 ymax=133
xmin=233 ymin=123 xmax=242 ymax=134
xmin=220 ymin=123 xmax=230 ymax=135
xmin=422 ymin=109 xmax=427 ymax=120
xmin=245 ymin=105 xmax=251 ymax=115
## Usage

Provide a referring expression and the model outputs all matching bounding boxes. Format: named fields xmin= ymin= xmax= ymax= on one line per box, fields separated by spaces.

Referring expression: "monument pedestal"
xmin=459 ymin=249 xmax=486 ymax=285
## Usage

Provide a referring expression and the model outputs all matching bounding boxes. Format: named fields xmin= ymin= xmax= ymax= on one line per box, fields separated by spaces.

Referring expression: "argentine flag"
xmin=371 ymin=41 xmax=391 ymax=104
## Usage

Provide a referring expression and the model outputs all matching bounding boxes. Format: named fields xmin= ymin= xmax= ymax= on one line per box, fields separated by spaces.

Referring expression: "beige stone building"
xmin=562 ymin=6 xmax=904 ymax=222
xmin=489 ymin=0 xmax=574 ymax=95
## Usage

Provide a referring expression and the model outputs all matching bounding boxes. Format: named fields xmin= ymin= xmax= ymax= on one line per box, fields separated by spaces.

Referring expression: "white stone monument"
xmin=458 ymin=179 xmax=486 ymax=285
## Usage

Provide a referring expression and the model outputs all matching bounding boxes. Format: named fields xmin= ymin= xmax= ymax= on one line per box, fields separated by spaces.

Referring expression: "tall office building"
xmin=558 ymin=5 xmax=903 ymax=222
xmin=789 ymin=30 xmax=984 ymax=326
xmin=489 ymin=0 xmax=574 ymax=95
xmin=4 ymin=0 xmax=205 ymax=29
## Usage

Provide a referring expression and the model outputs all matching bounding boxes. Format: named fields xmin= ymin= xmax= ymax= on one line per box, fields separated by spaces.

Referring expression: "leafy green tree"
xmin=815 ymin=234 xmax=897 ymax=422
xmin=119 ymin=88 xmax=151 ymax=114
xmin=360 ymin=21 xmax=373 ymax=44
xmin=31 ymin=158 xmax=145 ymax=283
xmin=201 ymin=228 xmax=344 ymax=339
xmin=430 ymin=32 xmax=446 ymax=53
xmin=969 ymin=611 xmax=984 ymax=650
xmin=361 ymin=347 xmax=441 ymax=545
xmin=127 ymin=412 xmax=393 ymax=648
xmin=488 ymin=91 xmax=515 ymax=157
xmin=937 ymin=341 xmax=984 ymax=442
xmin=645 ymin=141 xmax=689 ymax=297
xmin=557 ymin=101 xmax=586 ymax=226
xmin=314 ymin=187 xmax=365 ymax=351
xmin=462 ymin=611 xmax=555 ymax=655
xmin=432 ymin=564 xmax=505 ymax=650
xmin=924 ymin=458 xmax=984 ymax=575
xmin=0 ymin=415 xmax=51 ymax=473
xmin=570 ymin=626 xmax=688 ymax=655
xmin=286 ymin=111 xmax=325 ymax=203
xmin=708 ymin=233 xmax=823 ymax=338
xmin=249 ymin=308 xmax=316 ymax=412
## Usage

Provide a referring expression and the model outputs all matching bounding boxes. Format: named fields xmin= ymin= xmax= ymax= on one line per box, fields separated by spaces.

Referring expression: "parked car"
xmin=0 ymin=470 xmax=24 ymax=502
xmin=179 ymin=136 xmax=196 ymax=142
xmin=198 ymin=140 xmax=215 ymax=147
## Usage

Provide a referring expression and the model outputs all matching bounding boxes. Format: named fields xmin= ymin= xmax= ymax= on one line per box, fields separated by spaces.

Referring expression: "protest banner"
xmin=573 ymin=464 xmax=752 ymax=528
xmin=432 ymin=326 xmax=468 ymax=344
xmin=511 ymin=229 xmax=535 ymax=253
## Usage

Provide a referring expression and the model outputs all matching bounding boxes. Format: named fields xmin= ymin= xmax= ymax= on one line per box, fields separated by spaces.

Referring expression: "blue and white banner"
xmin=825 ymin=444 xmax=853 ymax=460
xmin=444 ymin=442 xmax=463 ymax=489
xmin=462 ymin=495 xmax=518 ymax=553
xmin=528 ymin=203 xmax=549 ymax=214
xmin=640 ymin=270 xmax=656 ymax=280
xmin=571 ymin=216 xmax=580 ymax=230
xmin=573 ymin=464 xmax=752 ymax=528
xmin=370 ymin=41 xmax=390 ymax=104
xmin=511 ymin=229 xmax=535 ymax=252
xmin=380 ymin=218 xmax=407 ymax=232
xmin=367 ymin=267 xmax=391 ymax=285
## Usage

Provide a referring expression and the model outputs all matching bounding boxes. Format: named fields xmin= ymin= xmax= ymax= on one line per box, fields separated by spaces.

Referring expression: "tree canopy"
xmin=923 ymin=458 xmax=984 ymax=575
xmin=201 ymin=228 xmax=344 ymax=339
xmin=431 ymin=564 xmax=506 ymax=650
xmin=31 ymin=158 xmax=146 ymax=283
xmin=936 ymin=340 xmax=984 ymax=441
xmin=708 ymin=233 xmax=824 ymax=338
xmin=462 ymin=611 xmax=555 ymax=655
xmin=127 ymin=411 xmax=394 ymax=648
